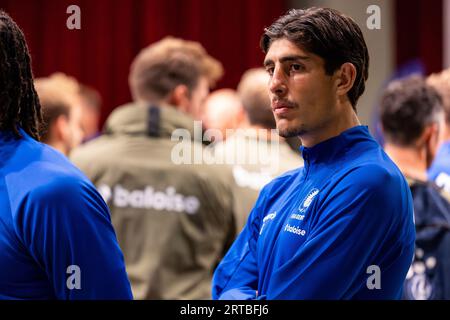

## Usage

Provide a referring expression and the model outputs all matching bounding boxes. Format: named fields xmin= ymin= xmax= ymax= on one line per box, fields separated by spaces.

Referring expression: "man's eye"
xmin=266 ymin=67 xmax=274 ymax=76
xmin=291 ymin=64 xmax=302 ymax=71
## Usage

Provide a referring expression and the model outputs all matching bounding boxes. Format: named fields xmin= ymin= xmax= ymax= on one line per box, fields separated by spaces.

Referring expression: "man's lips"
xmin=272 ymin=102 xmax=295 ymax=115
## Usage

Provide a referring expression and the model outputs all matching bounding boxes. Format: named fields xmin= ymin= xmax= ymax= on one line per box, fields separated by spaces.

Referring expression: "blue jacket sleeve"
xmin=267 ymin=165 xmax=415 ymax=299
xmin=212 ymin=190 xmax=266 ymax=300
xmin=15 ymin=176 xmax=133 ymax=300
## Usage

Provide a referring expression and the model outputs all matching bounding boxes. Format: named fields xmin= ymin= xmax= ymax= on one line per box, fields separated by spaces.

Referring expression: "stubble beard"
xmin=276 ymin=119 xmax=307 ymax=138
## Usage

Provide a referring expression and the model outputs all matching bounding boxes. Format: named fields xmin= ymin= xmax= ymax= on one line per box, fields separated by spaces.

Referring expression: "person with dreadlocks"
xmin=0 ymin=11 xmax=132 ymax=300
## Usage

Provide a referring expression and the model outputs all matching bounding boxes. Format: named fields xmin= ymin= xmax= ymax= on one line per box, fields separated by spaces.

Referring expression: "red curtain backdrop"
xmin=395 ymin=0 xmax=443 ymax=74
xmin=0 ymin=0 xmax=287 ymax=126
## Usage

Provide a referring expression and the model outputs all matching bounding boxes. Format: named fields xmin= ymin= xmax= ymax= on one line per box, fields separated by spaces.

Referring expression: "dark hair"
xmin=260 ymin=7 xmax=369 ymax=109
xmin=0 ymin=11 xmax=42 ymax=140
xmin=380 ymin=75 xmax=443 ymax=146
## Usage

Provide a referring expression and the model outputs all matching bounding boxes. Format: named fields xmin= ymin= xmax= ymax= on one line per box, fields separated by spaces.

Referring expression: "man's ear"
xmin=168 ymin=84 xmax=190 ymax=112
xmin=418 ymin=123 xmax=440 ymax=167
xmin=418 ymin=124 xmax=438 ymax=147
xmin=53 ymin=114 xmax=70 ymax=142
xmin=335 ymin=62 xmax=357 ymax=97
xmin=428 ymin=123 xmax=441 ymax=150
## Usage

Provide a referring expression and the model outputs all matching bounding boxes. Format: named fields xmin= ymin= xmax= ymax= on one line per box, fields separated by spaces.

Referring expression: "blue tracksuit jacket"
xmin=0 ymin=129 xmax=132 ymax=299
xmin=212 ymin=126 xmax=415 ymax=300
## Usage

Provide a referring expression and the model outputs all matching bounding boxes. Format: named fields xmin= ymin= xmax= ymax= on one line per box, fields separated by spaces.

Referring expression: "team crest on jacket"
xmin=299 ymin=188 xmax=319 ymax=213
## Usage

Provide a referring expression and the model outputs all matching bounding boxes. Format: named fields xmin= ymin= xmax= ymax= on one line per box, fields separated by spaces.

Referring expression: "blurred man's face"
xmin=79 ymin=98 xmax=100 ymax=139
xmin=62 ymin=104 xmax=84 ymax=154
xmin=201 ymin=90 xmax=244 ymax=140
xmin=264 ymin=38 xmax=338 ymax=140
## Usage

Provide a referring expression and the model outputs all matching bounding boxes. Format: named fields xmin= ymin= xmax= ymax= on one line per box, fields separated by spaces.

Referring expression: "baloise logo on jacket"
xmin=97 ymin=184 xmax=200 ymax=214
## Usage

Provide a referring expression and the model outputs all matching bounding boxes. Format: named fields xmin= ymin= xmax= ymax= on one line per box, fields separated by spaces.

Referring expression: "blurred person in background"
xmin=71 ymin=37 xmax=237 ymax=300
xmin=35 ymin=73 xmax=84 ymax=156
xmin=380 ymin=75 xmax=450 ymax=300
xmin=78 ymin=83 xmax=102 ymax=142
xmin=202 ymin=89 xmax=247 ymax=141
xmin=211 ymin=68 xmax=303 ymax=231
xmin=0 ymin=10 xmax=132 ymax=300
xmin=427 ymin=69 xmax=450 ymax=193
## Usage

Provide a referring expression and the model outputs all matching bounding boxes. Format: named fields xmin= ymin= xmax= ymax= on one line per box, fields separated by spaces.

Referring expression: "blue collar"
xmin=0 ymin=127 xmax=33 ymax=143
xmin=0 ymin=129 xmax=17 ymax=141
xmin=300 ymin=126 xmax=375 ymax=165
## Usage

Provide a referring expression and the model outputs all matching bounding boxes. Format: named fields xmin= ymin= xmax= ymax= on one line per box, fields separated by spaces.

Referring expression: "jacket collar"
xmin=300 ymin=126 xmax=375 ymax=166
xmin=104 ymin=102 xmax=201 ymax=141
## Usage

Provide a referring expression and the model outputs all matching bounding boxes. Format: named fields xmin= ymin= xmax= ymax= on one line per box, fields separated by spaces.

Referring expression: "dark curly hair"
xmin=261 ymin=7 xmax=369 ymax=110
xmin=0 ymin=10 xmax=42 ymax=140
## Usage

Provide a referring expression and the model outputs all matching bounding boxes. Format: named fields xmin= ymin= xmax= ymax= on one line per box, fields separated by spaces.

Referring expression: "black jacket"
xmin=403 ymin=177 xmax=450 ymax=300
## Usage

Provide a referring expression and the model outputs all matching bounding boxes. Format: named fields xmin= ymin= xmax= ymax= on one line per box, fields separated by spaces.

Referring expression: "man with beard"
xmin=212 ymin=7 xmax=415 ymax=300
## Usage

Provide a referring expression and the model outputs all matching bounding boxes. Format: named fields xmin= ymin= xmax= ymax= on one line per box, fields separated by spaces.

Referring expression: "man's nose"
xmin=269 ymin=67 xmax=287 ymax=97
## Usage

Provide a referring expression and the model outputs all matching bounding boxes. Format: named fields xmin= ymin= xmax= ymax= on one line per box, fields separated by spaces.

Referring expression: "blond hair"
xmin=34 ymin=73 xmax=80 ymax=141
xmin=129 ymin=36 xmax=223 ymax=102
xmin=427 ymin=69 xmax=450 ymax=123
